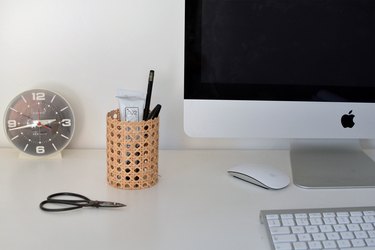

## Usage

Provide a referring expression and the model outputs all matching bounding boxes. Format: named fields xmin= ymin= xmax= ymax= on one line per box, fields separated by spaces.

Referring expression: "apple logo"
xmin=341 ymin=110 xmax=355 ymax=128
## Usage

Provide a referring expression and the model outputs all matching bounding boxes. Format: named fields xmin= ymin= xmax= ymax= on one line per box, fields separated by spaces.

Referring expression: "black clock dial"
xmin=4 ymin=89 xmax=75 ymax=156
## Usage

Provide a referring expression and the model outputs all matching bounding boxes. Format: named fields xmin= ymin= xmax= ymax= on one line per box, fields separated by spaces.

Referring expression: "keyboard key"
xmin=274 ymin=242 xmax=292 ymax=250
xmin=297 ymin=233 xmax=312 ymax=242
xmin=350 ymin=216 xmax=364 ymax=224
xmin=296 ymin=218 xmax=309 ymax=226
xmin=366 ymin=238 xmax=375 ymax=246
xmin=351 ymin=211 xmax=363 ymax=217
xmin=347 ymin=224 xmax=361 ymax=231
xmin=368 ymin=230 xmax=375 ymax=238
xmin=305 ymin=225 xmax=319 ymax=233
xmin=291 ymin=226 xmax=305 ymax=234
xmin=337 ymin=239 xmax=351 ymax=248
xmin=266 ymin=214 xmax=279 ymax=220
xmin=322 ymin=240 xmax=337 ymax=249
xmin=320 ymin=225 xmax=333 ymax=233
xmin=337 ymin=216 xmax=351 ymax=224
xmin=295 ymin=213 xmax=308 ymax=219
xmin=337 ymin=212 xmax=350 ymax=217
xmin=364 ymin=215 xmax=375 ymax=223
xmin=309 ymin=213 xmax=322 ymax=218
xmin=326 ymin=232 xmax=340 ymax=240
xmin=312 ymin=233 xmax=326 ymax=241
xmin=364 ymin=211 xmax=375 ymax=216
xmin=333 ymin=224 xmax=347 ymax=232
xmin=361 ymin=223 xmax=374 ymax=231
xmin=351 ymin=239 xmax=366 ymax=247
xmin=293 ymin=241 xmax=307 ymax=250
xmin=354 ymin=230 xmax=368 ymax=239
xmin=270 ymin=227 xmax=291 ymax=235
xmin=308 ymin=241 xmax=322 ymax=249
xmin=267 ymin=219 xmax=281 ymax=227
xmin=272 ymin=234 xmax=297 ymax=243
xmin=323 ymin=217 xmax=337 ymax=225
xmin=341 ymin=231 xmax=355 ymax=240
xmin=281 ymin=214 xmax=294 ymax=219
xmin=323 ymin=212 xmax=336 ymax=217
xmin=282 ymin=218 xmax=295 ymax=226
xmin=310 ymin=217 xmax=323 ymax=225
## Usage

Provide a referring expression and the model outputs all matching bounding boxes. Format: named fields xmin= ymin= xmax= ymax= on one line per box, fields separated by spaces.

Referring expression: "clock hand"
xmin=9 ymin=123 xmax=37 ymax=131
xmin=38 ymin=119 xmax=56 ymax=125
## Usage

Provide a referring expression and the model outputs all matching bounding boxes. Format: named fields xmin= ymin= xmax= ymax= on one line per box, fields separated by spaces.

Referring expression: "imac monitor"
xmin=184 ymin=0 xmax=375 ymax=188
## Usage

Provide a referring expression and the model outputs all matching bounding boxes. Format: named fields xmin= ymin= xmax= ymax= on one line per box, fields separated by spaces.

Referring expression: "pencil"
xmin=143 ymin=70 xmax=154 ymax=120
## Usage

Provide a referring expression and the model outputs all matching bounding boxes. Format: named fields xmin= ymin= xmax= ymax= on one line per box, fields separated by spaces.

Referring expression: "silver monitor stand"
xmin=290 ymin=139 xmax=375 ymax=188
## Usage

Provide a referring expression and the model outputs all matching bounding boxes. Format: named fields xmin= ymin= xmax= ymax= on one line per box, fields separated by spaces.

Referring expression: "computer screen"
xmin=184 ymin=0 xmax=375 ymax=188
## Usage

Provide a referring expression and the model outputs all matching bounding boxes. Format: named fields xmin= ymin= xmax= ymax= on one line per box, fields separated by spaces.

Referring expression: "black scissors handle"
xmin=40 ymin=192 xmax=91 ymax=212
xmin=47 ymin=192 xmax=89 ymax=201
xmin=39 ymin=192 xmax=126 ymax=212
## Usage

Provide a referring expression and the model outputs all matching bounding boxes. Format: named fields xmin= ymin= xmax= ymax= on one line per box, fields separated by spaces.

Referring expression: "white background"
xmin=0 ymin=0 xmax=374 ymax=150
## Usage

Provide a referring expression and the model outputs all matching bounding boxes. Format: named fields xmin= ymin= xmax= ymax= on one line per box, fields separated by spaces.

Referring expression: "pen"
xmin=143 ymin=70 xmax=154 ymax=120
xmin=147 ymin=104 xmax=162 ymax=120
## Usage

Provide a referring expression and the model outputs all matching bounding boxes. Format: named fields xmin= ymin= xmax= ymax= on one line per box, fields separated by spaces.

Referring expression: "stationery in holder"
xmin=106 ymin=109 xmax=159 ymax=189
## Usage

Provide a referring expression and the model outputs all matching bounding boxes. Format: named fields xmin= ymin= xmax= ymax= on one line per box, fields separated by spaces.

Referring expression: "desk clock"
xmin=3 ymin=89 xmax=75 ymax=157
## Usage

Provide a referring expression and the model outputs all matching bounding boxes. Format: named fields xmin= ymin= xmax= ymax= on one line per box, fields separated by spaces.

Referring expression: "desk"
xmin=0 ymin=149 xmax=374 ymax=250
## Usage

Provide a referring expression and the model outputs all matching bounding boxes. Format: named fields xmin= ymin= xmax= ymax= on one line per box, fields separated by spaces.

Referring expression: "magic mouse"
xmin=227 ymin=164 xmax=290 ymax=190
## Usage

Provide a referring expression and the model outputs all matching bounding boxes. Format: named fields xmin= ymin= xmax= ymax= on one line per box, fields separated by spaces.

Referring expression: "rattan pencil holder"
xmin=106 ymin=109 xmax=159 ymax=190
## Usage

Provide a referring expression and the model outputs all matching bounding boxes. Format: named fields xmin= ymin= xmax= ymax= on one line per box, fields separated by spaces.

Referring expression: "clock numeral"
xmin=61 ymin=119 xmax=72 ymax=127
xmin=36 ymin=146 xmax=45 ymax=154
xmin=7 ymin=120 xmax=17 ymax=128
xmin=32 ymin=92 xmax=45 ymax=101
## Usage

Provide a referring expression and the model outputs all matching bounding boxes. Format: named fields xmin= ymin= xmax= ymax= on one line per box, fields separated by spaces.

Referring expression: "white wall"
xmin=1 ymin=0 xmax=374 ymax=150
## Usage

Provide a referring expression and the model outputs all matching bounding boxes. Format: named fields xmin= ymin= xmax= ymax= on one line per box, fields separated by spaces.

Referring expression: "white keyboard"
xmin=260 ymin=207 xmax=375 ymax=250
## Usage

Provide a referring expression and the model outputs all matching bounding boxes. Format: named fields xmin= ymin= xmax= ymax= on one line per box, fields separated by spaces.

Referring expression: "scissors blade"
xmin=96 ymin=201 xmax=126 ymax=208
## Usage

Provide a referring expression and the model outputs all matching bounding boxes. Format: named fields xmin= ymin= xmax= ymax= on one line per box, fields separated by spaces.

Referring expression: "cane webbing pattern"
xmin=106 ymin=109 xmax=159 ymax=189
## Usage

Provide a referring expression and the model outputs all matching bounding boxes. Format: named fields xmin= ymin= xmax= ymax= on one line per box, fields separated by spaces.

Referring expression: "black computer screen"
xmin=185 ymin=0 xmax=375 ymax=102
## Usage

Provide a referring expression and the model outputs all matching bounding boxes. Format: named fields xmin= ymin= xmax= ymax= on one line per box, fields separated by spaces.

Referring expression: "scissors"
xmin=39 ymin=192 xmax=126 ymax=212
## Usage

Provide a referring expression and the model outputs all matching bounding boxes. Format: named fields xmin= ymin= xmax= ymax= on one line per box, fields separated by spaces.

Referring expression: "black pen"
xmin=147 ymin=104 xmax=162 ymax=120
xmin=143 ymin=70 xmax=155 ymax=120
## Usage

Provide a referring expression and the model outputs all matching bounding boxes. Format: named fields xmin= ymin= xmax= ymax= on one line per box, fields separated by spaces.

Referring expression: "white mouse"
xmin=227 ymin=164 xmax=290 ymax=190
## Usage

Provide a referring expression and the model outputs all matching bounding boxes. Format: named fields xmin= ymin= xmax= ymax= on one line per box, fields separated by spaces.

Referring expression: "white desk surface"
xmin=1 ymin=148 xmax=374 ymax=250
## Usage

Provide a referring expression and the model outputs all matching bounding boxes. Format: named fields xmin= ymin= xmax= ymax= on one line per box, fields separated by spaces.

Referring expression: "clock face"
xmin=4 ymin=89 xmax=75 ymax=157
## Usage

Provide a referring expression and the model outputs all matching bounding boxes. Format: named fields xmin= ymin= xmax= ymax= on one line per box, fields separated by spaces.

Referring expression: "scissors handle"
xmin=39 ymin=199 xmax=83 ymax=212
xmin=39 ymin=192 xmax=91 ymax=212
xmin=47 ymin=192 xmax=90 ymax=201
